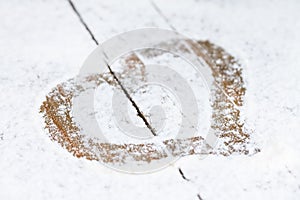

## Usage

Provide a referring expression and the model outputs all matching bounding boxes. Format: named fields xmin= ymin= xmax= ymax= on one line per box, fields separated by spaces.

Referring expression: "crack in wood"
xmin=150 ymin=0 xmax=197 ymax=191
xmin=197 ymin=194 xmax=204 ymax=200
xmin=106 ymin=63 xmax=157 ymax=136
xmin=67 ymin=0 xmax=99 ymax=45
xmin=67 ymin=0 xmax=157 ymax=136
xmin=150 ymin=0 xmax=176 ymax=31
xmin=149 ymin=1 xmax=209 ymax=197
xmin=178 ymin=168 xmax=190 ymax=181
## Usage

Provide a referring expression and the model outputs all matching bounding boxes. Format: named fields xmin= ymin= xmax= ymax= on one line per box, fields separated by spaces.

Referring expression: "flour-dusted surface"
xmin=0 ymin=0 xmax=300 ymax=200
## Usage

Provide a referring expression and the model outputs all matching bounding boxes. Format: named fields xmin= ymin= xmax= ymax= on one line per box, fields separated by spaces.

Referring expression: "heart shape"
xmin=40 ymin=39 xmax=259 ymax=171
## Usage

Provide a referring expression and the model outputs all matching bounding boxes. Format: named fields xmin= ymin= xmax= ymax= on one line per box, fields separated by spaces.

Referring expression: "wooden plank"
xmin=150 ymin=1 xmax=300 ymax=199
xmin=0 ymin=1 xmax=198 ymax=200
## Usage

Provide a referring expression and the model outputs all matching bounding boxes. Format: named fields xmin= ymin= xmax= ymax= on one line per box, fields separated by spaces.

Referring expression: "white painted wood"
xmin=0 ymin=0 xmax=299 ymax=199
